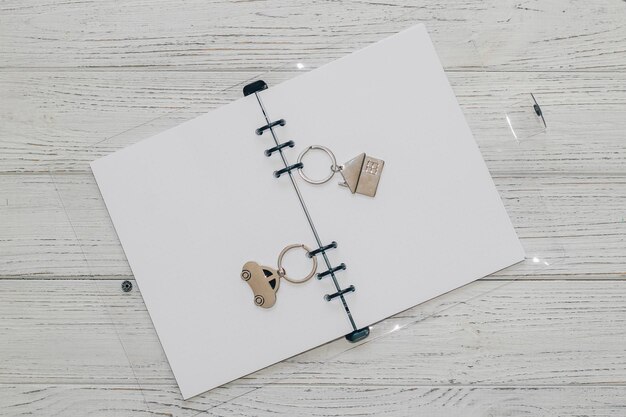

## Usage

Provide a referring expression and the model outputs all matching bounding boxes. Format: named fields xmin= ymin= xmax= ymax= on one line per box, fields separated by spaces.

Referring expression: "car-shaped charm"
xmin=241 ymin=261 xmax=281 ymax=308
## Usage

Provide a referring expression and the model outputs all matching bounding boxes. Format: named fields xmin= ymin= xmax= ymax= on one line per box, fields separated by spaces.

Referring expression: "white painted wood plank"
xmin=282 ymin=281 xmax=626 ymax=387
xmin=208 ymin=386 xmax=626 ymax=417
xmin=0 ymin=0 xmax=624 ymax=413
xmin=0 ymin=383 xmax=254 ymax=417
xmin=1 ymin=0 xmax=624 ymax=72
xmin=1 ymin=71 xmax=624 ymax=174
xmin=2 ymin=173 xmax=624 ymax=278
xmin=1 ymin=384 xmax=624 ymax=417
xmin=1 ymin=280 xmax=625 ymax=387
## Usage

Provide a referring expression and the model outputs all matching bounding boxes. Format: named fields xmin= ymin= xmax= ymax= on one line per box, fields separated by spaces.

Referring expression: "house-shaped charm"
xmin=339 ymin=153 xmax=385 ymax=197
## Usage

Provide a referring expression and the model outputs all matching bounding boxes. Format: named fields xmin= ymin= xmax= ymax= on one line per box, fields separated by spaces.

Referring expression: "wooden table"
xmin=1 ymin=1 xmax=625 ymax=415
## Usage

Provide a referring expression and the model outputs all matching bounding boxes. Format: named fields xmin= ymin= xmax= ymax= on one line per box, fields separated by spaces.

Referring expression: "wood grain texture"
xmin=1 ymin=0 xmax=625 ymax=72
xmin=1 ymin=0 xmax=625 ymax=414
xmin=0 ymin=384 xmax=255 ymax=417
xmin=1 ymin=280 xmax=625 ymax=387
xmin=1 ymin=71 xmax=625 ymax=173
xmin=1 ymin=173 xmax=625 ymax=279
xmin=2 ymin=385 xmax=625 ymax=416
xmin=194 ymin=386 xmax=626 ymax=417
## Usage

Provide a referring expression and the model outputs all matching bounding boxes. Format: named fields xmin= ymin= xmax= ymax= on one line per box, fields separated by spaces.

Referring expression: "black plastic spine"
xmin=243 ymin=80 xmax=268 ymax=96
xmin=244 ymin=79 xmax=369 ymax=343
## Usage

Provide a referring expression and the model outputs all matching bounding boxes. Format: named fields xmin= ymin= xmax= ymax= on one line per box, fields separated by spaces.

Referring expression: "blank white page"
xmin=91 ymin=24 xmax=524 ymax=399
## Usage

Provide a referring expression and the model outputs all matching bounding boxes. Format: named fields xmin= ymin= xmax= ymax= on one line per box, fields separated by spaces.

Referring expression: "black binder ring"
xmin=317 ymin=263 xmax=346 ymax=279
xmin=274 ymin=162 xmax=304 ymax=178
xmin=256 ymin=119 xmax=286 ymax=136
xmin=265 ymin=140 xmax=295 ymax=157
xmin=307 ymin=241 xmax=338 ymax=258
xmin=325 ymin=285 xmax=355 ymax=301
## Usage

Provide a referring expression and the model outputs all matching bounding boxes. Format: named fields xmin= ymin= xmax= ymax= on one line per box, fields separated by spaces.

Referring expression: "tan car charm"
xmin=297 ymin=145 xmax=384 ymax=197
xmin=241 ymin=244 xmax=317 ymax=308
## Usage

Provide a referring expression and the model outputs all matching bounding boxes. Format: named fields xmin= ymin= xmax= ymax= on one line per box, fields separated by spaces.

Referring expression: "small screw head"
xmin=121 ymin=280 xmax=133 ymax=292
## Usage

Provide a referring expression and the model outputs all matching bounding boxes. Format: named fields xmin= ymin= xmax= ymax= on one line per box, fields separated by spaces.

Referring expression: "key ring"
xmin=297 ymin=145 xmax=341 ymax=185
xmin=296 ymin=144 xmax=385 ymax=198
xmin=277 ymin=244 xmax=318 ymax=284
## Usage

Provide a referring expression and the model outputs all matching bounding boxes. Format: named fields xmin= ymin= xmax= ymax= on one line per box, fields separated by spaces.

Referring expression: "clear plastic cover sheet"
xmin=43 ymin=19 xmax=561 ymax=413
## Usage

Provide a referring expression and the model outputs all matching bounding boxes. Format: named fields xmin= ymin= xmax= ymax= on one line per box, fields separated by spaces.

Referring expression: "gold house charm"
xmin=339 ymin=153 xmax=385 ymax=197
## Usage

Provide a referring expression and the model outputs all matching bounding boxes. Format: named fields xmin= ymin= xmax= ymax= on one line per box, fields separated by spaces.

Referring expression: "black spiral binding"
xmin=274 ymin=162 xmax=303 ymax=178
xmin=317 ymin=263 xmax=347 ymax=279
xmin=244 ymin=80 xmax=370 ymax=343
xmin=256 ymin=119 xmax=286 ymax=136
xmin=265 ymin=140 xmax=295 ymax=157
xmin=307 ymin=241 xmax=337 ymax=258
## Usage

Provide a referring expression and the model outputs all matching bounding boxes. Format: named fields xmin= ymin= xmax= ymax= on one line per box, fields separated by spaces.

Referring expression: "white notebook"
xmin=91 ymin=24 xmax=524 ymax=399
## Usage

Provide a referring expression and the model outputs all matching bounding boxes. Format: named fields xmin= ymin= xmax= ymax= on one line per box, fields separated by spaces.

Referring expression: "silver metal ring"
xmin=297 ymin=145 xmax=338 ymax=185
xmin=277 ymin=244 xmax=317 ymax=284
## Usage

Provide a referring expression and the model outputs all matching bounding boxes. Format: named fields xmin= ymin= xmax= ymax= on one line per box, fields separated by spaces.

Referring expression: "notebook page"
xmin=91 ymin=24 xmax=524 ymax=399
xmin=258 ymin=23 xmax=524 ymax=329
